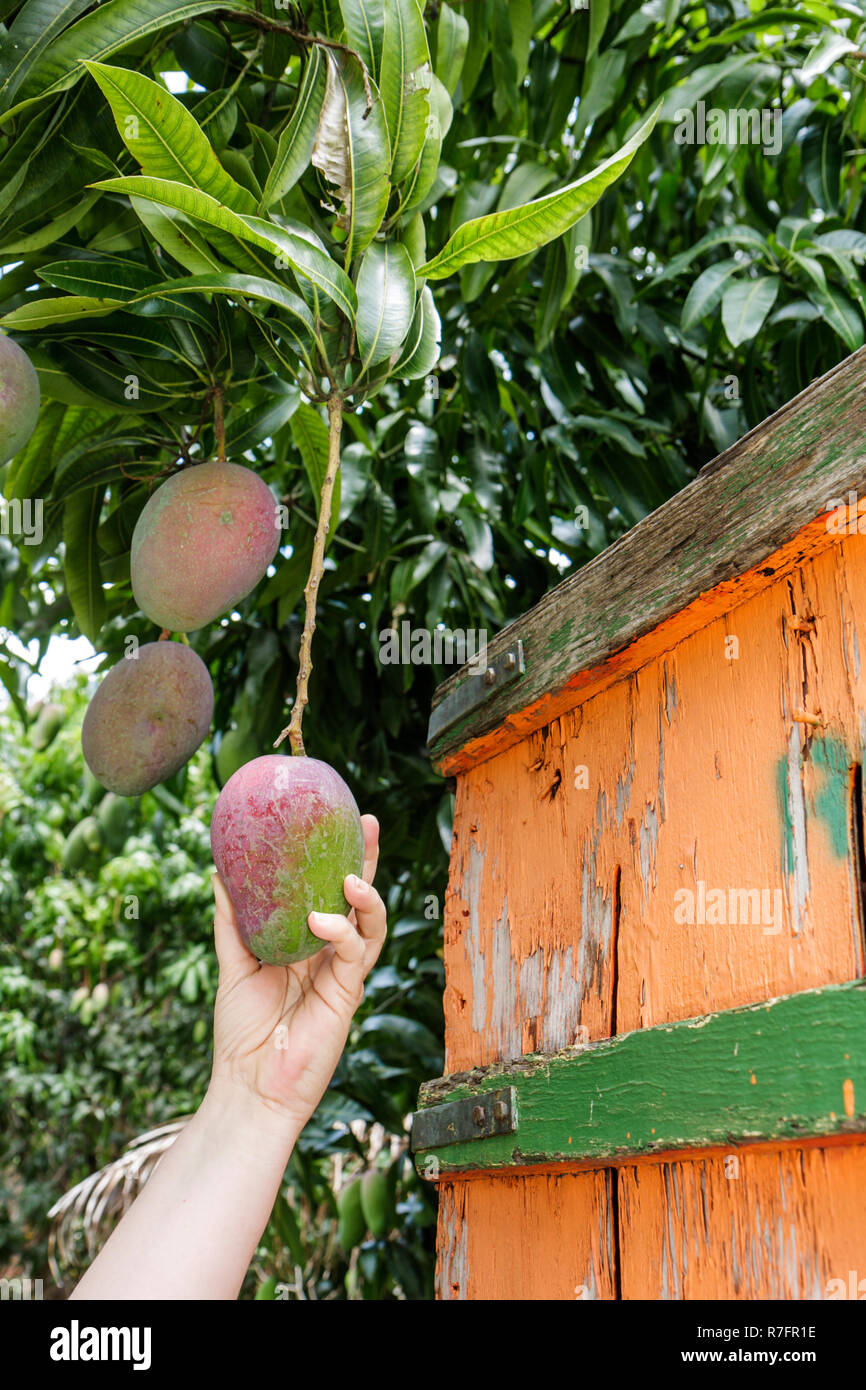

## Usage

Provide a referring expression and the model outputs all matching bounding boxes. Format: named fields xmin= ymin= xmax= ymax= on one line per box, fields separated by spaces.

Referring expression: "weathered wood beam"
xmin=428 ymin=345 xmax=866 ymax=775
xmin=411 ymin=981 xmax=866 ymax=1174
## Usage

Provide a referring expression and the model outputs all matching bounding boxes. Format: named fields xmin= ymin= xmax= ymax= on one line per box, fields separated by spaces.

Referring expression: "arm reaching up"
xmin=71 ymin=814 xmax=386 ymax=1301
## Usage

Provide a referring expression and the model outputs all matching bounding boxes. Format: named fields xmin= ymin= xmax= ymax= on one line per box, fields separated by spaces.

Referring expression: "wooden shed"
xmin=411 ymin=348 xmax=866 ymax=1301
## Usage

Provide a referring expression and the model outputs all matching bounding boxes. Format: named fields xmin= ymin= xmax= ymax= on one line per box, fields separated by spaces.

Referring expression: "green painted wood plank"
xmin=411 ymin=981 xmax=866 ymax=1174
xmin=428 ymin=345 xmax=866 ymax=770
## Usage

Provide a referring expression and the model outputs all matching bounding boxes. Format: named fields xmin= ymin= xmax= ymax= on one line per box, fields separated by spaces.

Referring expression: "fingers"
xmin=308 ymin=876 xmax=387 ymax=1007
xmin=211 ymin=872 xmax=259 ymax=985
xmin=359 ymin=814 xmax=380 ymax=887
xmin=343 ymin=873 xmax=387 ymax=953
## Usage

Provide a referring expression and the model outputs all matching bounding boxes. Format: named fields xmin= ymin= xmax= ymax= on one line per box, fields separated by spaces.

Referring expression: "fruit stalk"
xmin=274 ymin=393 xmax=343 ymax=755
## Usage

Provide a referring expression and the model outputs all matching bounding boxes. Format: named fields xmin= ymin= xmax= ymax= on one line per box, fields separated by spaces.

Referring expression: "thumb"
xmin=211 ymin=872 xmax=259 ymax=984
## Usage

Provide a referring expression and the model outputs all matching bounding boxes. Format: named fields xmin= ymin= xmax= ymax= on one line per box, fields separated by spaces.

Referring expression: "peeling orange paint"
xmin=436 ymin=519 xmax=866 ymax=1299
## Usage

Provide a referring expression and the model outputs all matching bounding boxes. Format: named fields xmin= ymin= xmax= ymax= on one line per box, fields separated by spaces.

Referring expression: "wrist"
xmin=202 ymin=1073 xmax=303 ymax=1158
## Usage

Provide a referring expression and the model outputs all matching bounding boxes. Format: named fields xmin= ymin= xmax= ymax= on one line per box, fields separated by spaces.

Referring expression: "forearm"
xmin=71 ymin=1078 xmax=300 ymax=1301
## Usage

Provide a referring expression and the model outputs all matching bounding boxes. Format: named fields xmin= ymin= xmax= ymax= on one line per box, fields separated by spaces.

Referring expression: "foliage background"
xmin=2 ymin=0 xmax=866 ymax=1297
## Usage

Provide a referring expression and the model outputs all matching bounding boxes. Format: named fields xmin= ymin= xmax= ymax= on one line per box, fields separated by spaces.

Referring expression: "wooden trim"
xmin=429 ymin=346 xmax=866 ymax=774
xmin=411 ymin=981 xmax=866 ymax=1174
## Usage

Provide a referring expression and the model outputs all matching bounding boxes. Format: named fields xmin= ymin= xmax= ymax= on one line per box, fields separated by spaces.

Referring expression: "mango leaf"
xmin=226 ymin=388 xmax=301 ymax=455
xmin=418 ymin=104 xmax=660 ymax=279
xmin=721 ymin=275 xmax=779 ymax=347
xmin=145 ymin=271 xmax=316 ymax=336
xmin=339 ymin=0 xmax=385 ymax=84
xmin=84 ymin=61 xmax=257 ymax=215
xmin=680 ymin=259 xmax=740 ymax=333
xmin=129 ymin=196 xmax=225 ymax=275
xmin=311 ymin=51 xmax=391 ymax=265
xmin=90 ymin=176 xmax=357 ymax=322
xmin=290 ymin=403 xmax=340 ymax=546
xmin=0 ymin=0 xmax=91 ymax=113
xmin=63 ymin=484 xmax=107 ymax=642
xmin=802 ymin=122 xmax=841 ymax=213
xmin=261 ymin=47 xmax=327 ymax=211
xmin=399 ymin=73 xmax=450 ymax=221
xmin=0 ymin=193 xmax=99 ymax=255
xmin=393 ymin=284 xmax=440 ymax=379
xmin=434 ymin=1 xmax=469 ymax=96
xmin=3 ymin=0 xmax=262 ymax=119
xmin=355 ymin=241 xmax=416 ymax=370
xmin=379 ymin=0 xmax=432 ymax=185
xmin=38 ymin=258 xmax=160 ymax=300
xmin=0 ymin=296 xmax=126 ymax=330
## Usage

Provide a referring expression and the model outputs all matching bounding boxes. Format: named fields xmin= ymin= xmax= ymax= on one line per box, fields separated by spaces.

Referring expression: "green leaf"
xmin=39 ymin=259 xmax=160 ymax=300
xmin=434 ymin=1 xmax=469 ymax=96
xmin=680 ymin=259 xmax=740 ymax=333
xmin=0 ymin=296 xmax=126 ymax=330
xmin=393 ymin=284 xmax=440 ymax=379
xmin=339 ymin=0 xmax=385 ymax=84
xmin=146 ymin=272 xmax=317 ymax=337
xmin=0 ymin=193 xmax=99 ymax=255
xmin=311 ymin=52 xmax=391 ymax=264
xmin=721 ymin=276 xmax=780 ymax=348
xmin=808 ymin=282 xmax=864 ymax=353
xmin=226 ymin=388 xmax=300 ymax=455
xmin=802 ymin=122 xmax=841 ymax=213
xmin=129 ymin=195 xmax=225 ymax=275
xmin=90 ymin=176 xmax=357 ymax=322
xmin=355 ymin=241 xmax=416 ymax=370
xmin=261 ymin=47 xmax=327 ymax=212
xmin=63 ymin=485 xmax=106 ymax=642
xmin=650 ymin=225 xmax=766 ymax=286
xmin=84 ymin=61 xmax=257 ymax=215
xmin=4 ymin=0 xmax=263 ymax=119
xmin=0 ymin=0 xmax=91 ymax=113
xmin=587 ymin=0 xmax=609 ymax=62
xmin=398 ymin=73 xmax=450 ymax=221
xmin=418 ymin=103 xmax=660 ymax=280
xmin=798 ymin=30 xmax=858 ymax=84
xmin=291 ymin=404 xmax=340 ymax=545
xmin=379 ymin=0 xmax=432 ymax=185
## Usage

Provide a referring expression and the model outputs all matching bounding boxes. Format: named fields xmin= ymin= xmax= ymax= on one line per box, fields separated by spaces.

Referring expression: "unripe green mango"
xmin=0 ymin=335 xmax=40 ymax=465
xmin=30 ymin=702 xmax=64 ymax=750
xmin=62 ymin=815 xmax=102 ymax=872
xmin=337 ymin=1178 xmax=366 ymax=1252
xmin=215 ymin=727 xmax=259 ymax=786
xmin=360 ymin=1167 xmax=393 ymax=1239
xmin=96 ymin=792 xmax=134 ymax=851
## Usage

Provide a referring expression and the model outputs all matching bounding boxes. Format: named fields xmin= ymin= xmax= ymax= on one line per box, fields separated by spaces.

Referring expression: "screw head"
xmin=483 ymin=667 xmax=496 ymax=686
xmin=503 ymin=652 xmax=516 ymax=671
xmin=493 ymin=1100 xmax=508 ymax=1121
xmin=472 ymin=1105 xmax=485 ymax=1126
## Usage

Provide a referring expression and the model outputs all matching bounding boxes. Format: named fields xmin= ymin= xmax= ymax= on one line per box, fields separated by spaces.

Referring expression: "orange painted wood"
xmin=435 ymin=1170 xmax=617 ymax=1300
xmin=617 ymin=1146 xmax=866 ymax=1300
xmin=443 ymin=527 xmax=866 ymax=1074
xmin=434 ymin=518 xmax=866 ymax=1299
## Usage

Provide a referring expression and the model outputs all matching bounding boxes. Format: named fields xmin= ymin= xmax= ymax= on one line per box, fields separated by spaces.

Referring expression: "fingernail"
xmin=346 ymin=874 xmax=364 ymax=890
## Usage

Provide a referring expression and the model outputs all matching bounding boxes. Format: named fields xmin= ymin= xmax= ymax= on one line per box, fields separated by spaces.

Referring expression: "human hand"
xmin=208 ymin=813 xmax=386 ymax=1136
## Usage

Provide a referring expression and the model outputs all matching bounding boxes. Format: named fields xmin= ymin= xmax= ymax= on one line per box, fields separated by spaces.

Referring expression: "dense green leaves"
xmin=418 ymin=104 xmax=661 ymax=279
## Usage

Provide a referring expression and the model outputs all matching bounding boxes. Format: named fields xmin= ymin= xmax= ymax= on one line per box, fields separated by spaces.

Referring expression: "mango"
xmin=130 ymin=460 xmax=280 ymax=632
xmin=336 ymin=1178 xmax=366 ymax=1251
xmin=97 ymin=792 xmax=134 ymax=850
xmin=81 ymin=641 xmax=214 ymax=796
xmin=62 ymin=815 xmax=102 ymax=872
xmin=0 ymin=335 xmax=40 ymax=465
xmin=210 ymin=754 xmax=365 ymax=965
xmin=30 ymin=701 xmax=64 ymax=750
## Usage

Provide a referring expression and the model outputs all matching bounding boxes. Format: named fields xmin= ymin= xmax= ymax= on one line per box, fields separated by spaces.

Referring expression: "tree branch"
xmin=273 ymin=393 xmax=343 ymax=756
xmin=221 ymin=10 xmax=374 ymax=114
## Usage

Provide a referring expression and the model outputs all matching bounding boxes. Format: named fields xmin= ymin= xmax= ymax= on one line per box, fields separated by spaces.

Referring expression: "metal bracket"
xmin=410 ymin=1086 xmax=518 ymax=1152
xmin=427 ymin=640 xmax=525 ymax=747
